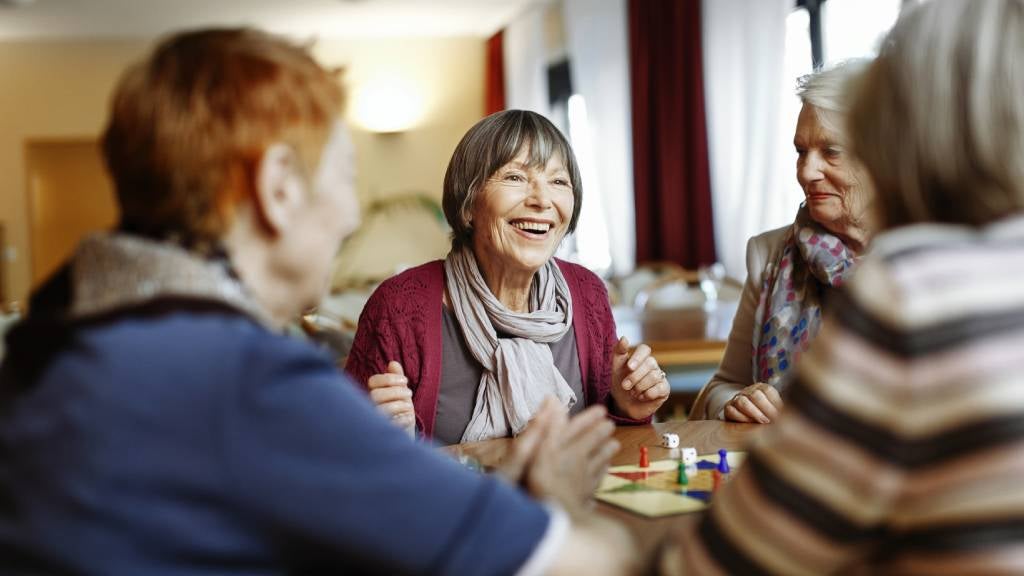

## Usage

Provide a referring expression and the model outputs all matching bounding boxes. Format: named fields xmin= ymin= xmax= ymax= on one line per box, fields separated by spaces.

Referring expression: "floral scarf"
xmin=752 ymin=204 xmax=860 ymax=389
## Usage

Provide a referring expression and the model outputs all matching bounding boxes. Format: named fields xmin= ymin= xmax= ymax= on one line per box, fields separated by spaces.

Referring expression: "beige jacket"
xmin=690 ymin=225 xmax=789 ymax=419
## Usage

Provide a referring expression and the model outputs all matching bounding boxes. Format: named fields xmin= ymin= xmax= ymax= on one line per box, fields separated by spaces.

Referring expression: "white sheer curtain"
xmin=561 ymin=0 xmax=634 ymax=277
xmin=822 ymin=0 xmax=901 ymax=64
xmin=702 ymin=0 xmax=803 ymax=279
xmin=503 ymin=5 xmax=550 ymax=115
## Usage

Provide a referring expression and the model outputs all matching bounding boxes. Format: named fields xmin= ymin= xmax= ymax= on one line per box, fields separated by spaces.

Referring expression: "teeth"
xmin=511 ymin=221 xmax=551 ymax=233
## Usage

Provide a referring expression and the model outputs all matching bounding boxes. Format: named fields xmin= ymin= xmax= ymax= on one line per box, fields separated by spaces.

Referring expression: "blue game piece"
xmin=717 ymin=449 xmax=730 ymax=473
xmin=696 ymin=460 xmax=715 ymax=470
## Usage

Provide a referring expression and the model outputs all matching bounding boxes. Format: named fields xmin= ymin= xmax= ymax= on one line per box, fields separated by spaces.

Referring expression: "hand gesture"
xmin=723 ymin=382 xmax=783 ymax=424
xmin=497 ymin=399 xmax=637 ymax=576
xmin=497 ymin=398 xmax=619 ymax=518
xmin=367 ymin=361 xmax=416 ymax=435
xmin=610 ymin=336 xmax=670 ymax=420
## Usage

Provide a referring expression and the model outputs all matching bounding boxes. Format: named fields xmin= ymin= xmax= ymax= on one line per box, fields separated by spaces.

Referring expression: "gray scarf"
xmin=443 ymin=246 xmax=576 ymax=442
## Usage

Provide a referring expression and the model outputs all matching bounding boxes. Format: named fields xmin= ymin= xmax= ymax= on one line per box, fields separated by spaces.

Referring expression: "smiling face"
xmin=794 ymin=103 xmax=870 ymax=236
xmin=470 ymin=147 xmax=575 ymax=276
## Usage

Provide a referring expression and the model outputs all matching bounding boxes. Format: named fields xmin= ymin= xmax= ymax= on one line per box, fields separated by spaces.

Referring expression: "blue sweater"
xmin=0 ymin=304 xmax=549 ymax=575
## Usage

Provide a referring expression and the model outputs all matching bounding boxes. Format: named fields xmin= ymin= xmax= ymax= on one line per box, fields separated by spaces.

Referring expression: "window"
xmin=794 ymin=0 xmax=902 ymax=70
xmin=822 ymin=0 xmax=901 ymax=65
xmin=547 ymin=58 xmax=612 ymax=274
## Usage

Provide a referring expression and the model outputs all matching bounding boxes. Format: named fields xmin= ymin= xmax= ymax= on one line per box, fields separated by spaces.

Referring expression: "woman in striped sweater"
xmin=660 ymin=0 xmax=1024 ymax=573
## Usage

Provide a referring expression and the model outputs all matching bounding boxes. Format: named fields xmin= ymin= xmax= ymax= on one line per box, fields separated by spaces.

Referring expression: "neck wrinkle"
xmin=472 ymin=248 xmax=537 ymax=314
xmin=488 ymin=275 xmax=534 ymax=313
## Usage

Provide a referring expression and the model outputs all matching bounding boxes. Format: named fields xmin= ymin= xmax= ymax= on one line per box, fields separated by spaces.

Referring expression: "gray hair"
xmin=848 ymin=0 xmax=1024 ymax=230
xmin=797 ymin=59 xmax=871 ymax=135
xmin=442 ymin=109 xmax=583 ymax=248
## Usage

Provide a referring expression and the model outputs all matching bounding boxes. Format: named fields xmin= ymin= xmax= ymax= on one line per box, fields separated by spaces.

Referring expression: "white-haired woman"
xmin=662 ymin=0 xmax=1024 ymax=572
xmin=691 ymin=60 xmax=873 ymax=423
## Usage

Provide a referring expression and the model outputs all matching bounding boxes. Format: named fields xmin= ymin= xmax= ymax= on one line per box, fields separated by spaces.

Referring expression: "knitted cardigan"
xmin=346 ymin=259 xmax=645 ymax=438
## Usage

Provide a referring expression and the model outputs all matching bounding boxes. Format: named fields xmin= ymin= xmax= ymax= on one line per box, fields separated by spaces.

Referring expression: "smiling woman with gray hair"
xmin=691 ymin=59 xmax=874 ymax=423
xmin=347 ymin=109 xmax=668 ymax=444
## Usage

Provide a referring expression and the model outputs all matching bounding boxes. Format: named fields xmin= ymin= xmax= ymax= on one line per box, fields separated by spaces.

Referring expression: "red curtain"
xmin=629 ymin=0 xmax=716 ymax=269
xmin=484 ymin=30 xmax=506 ymax=115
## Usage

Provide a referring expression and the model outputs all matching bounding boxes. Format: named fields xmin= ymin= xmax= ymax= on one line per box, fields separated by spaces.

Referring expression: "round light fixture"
xmin=351 ymin=74 xmax=424 ymax=134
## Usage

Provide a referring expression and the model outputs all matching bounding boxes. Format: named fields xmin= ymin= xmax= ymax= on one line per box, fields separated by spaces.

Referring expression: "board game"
xmin=594 ymin=450 xmax=746 ymax=517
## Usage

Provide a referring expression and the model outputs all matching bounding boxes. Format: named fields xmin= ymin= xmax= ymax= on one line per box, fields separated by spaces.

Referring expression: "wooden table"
xmin=448 ymin=420 xmax=761 ymax=553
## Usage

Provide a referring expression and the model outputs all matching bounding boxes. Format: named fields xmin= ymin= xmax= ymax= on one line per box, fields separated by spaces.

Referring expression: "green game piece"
xmin=677 ymin=460 xmax=688 ymax=485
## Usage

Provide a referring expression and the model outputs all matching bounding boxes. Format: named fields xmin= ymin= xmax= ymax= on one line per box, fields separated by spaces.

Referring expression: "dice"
xmin=681 ymin=447 xmax=698 ymax=465
xmin=661 ymin=433 xmax=680 ymax=448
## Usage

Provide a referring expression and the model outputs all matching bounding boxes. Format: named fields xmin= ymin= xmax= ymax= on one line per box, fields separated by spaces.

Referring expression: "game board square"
xmin=594 ymin=451 xmax=747 ymax=517
xmin=596 ymin=491 xmax=707 ymax=517
xmin=609 ymin=471 xmax=655 ymax=482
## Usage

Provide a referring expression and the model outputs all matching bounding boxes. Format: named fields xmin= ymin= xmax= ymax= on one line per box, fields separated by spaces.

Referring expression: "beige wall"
xmin=0 ymin=41 xmax=145 ymax=303
xmin=0 ymin=36 xmax=483 ymax=303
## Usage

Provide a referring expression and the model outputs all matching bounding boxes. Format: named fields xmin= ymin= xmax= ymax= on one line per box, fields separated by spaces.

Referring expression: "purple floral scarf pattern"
xmin=752 ymin=204 xmax=860 ymax=389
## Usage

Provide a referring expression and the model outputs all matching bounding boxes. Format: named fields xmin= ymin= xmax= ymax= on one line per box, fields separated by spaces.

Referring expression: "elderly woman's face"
xmin=794 ymin=103 xmax=869 ymax=234
xmin=471 ymin=148 xmax=574 ymax=274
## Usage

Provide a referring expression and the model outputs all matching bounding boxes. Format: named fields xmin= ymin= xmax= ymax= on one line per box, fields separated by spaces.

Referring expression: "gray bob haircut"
xmin=442 ymin=109 xmax=583 ymax=248
xmin=848 ymin=0 xmax=1024 ymax=230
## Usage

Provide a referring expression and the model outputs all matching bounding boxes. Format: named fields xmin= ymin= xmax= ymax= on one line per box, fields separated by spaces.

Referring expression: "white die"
xmin=660 ymin=433 xmax=680 ymax=448
xmin=681 ymin=447 xmax=698 ymax=465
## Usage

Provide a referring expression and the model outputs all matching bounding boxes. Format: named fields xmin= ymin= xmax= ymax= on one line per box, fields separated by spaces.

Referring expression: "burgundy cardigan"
xmin=345 ymin=259 xmax=645 ymax=439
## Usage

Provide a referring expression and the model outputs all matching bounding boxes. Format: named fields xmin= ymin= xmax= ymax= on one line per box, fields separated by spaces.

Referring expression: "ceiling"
xmin=0 ymin=0 xmax=539 ymax=40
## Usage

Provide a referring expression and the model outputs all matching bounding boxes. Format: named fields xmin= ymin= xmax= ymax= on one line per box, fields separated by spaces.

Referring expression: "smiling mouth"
xmin=509 ymin=219 xmax=553 ymax=238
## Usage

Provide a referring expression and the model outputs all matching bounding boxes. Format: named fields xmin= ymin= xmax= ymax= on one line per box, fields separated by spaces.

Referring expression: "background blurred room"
xmin=0 ymin=0 xmax=917 ymax=413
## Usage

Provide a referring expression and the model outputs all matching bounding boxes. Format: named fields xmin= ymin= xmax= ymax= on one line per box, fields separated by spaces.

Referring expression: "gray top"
xmin=434 ymin=306 xmax=584 ymax=446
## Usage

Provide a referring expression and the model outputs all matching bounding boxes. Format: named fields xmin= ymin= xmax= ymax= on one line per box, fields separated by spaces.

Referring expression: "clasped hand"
xmin=723 ymin=382 xmax=784 ymax=424
xmin=609 ymin=336 xmax=670 ymax=420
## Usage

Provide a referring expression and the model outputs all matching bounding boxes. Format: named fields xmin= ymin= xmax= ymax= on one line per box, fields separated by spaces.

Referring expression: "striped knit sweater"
xmin=671 ymin=215 xmax=1024 ymax=575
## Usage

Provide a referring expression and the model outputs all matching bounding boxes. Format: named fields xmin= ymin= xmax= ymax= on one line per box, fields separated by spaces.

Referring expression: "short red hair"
xmin=102 ymin=28 xmax=345 ymax=244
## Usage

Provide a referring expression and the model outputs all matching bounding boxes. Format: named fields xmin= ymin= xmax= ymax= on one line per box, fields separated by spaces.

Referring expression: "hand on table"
xmin=723 ymin=382 xmax=783 ymax=424
xmin=610 ymin=337 xmax=670 ymax=420
xmin=496 ymin=397 xmax=620 ymax=517
xmin=367 ymin=361 xmax=416 ymax=436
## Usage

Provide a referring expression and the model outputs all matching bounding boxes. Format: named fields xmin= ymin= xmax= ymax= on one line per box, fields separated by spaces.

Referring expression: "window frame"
xmin=795 ymin=0 xmax=826 ymax=70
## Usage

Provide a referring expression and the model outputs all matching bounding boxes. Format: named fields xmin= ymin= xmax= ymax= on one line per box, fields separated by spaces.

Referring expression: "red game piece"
xmin=712 ymin=470 xmax=722 ymax=491
xmin=639 ymin=446 xmax=650 ymax=468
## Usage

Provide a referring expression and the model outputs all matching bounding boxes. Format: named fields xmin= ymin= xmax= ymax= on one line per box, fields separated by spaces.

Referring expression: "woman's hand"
xmin=723 ymin=382 xmax=783 ymax=424
xmin=497 ymin=397 xmax=619 ymax=517
xmin=610 ymin=336 xmax=670 ymax=420
xmin=367 ymin=361 xmax=416 ymax=436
